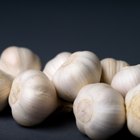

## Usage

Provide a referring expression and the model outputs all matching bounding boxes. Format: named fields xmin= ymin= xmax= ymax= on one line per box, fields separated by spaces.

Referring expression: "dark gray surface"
xmin=0 ymin=0 xmax=140 ymax=139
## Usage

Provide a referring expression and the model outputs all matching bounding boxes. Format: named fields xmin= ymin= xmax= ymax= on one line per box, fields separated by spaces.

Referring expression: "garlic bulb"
xmin=9 ymin=70 xmax=58 ymax=126
xmin=111 ymin=65 xmax=140 ymax=97
xmin=73 ymin=83 xmax=125 ymax=140
xmin=125 ymin=84 xmax=140 ymax=138
xmin=101 ymin=58 xmax=129 ymax=84
xmin=0 ymin=70 xmax=12 ymax=111
xmin=0 ymin=46 xmax=41 ymax=78
xmin=53 ymin=51 xmax=102 ymax=102
xmin=43 ymin=52 xmax=71 ymax=80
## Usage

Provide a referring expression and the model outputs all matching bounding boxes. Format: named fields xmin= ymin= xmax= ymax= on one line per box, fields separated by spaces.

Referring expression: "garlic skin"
xmin=53 ymin=51 xmax=102 ymax=102
xmin=9 ymin=70 xmax=58 ymax=126
xmin=0 ymin=70 xmax=12 ymax=111
xmin=73 ymin=83 xmax=125 ymax=140
xmin=43 ymin=52 xmax=71 ymax=80
xmin=111 ymin=65 xmax=140 ymax=97
xmin=125 ymin=84 xmax=140 ymax=138
xmin=0 ymin=46 xmax=41 ymax=78
xmin=101 ymin=58 xmax=129 ymax=84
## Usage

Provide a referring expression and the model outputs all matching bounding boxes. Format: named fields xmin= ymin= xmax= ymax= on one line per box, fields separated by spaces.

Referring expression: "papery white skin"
xmin=0 ymin=70 xmax=12 ymax=111
xmin=53 ymin=51 xmax=102 ymax=102
xmin=111 ymin=65 xmax=140 ymax=97
xmin=73 ymin=83 xmax=125 ymax=140
xmin=125 ymin=84 xmax=140 ymax=138
xmin=101 ymin=58 xmax=129 ymax=84
xmin=9 ymin=70 xmax=58 ymax=126
xmin=43 ymin=52 xmax=71 ymax=80
xmin=0 ymin=46 xmax=41 ymax=78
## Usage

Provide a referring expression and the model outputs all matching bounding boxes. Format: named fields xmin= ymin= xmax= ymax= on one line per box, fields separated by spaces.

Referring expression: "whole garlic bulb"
xmin=9 ymin=70 xmax=58 ymax=126
xmin=53 ymin=51 xmax=102 ymax=102
xmin=125 ymin=84 xmax=140 ymax=138
xmin=0 ymin=70 xmax=12 ymax=111
xmin=73 ymin=83 xmax=125 ymax=140
xmin=111 ymin=65 xmax=140 ymax=97
xmin=43 ymin=52 xmax=71 ymax=80
xmin=101 ymin=58 xmax=129 ymax=84
xmin=0 ymin=46 xmax=41 ymax=78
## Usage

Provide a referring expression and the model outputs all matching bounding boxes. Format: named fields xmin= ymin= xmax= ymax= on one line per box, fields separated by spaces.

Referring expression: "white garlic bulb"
xmin=0 ymin=70 xmax=12 ymax=111
xmin=111 ymin=65 xmax=140 ymax=97
xmin=0 ymin=46 xmax=41 ymax=78
xmin=53 ymin=51 xmax=102 ymax=102
xmin=43 ymin=52 xmax=71 ymax=80
xmin=9 ymin=70 xmax=58 ymax=126
xmin=101 ymin=58 xmax=129 ymax=84
xmin=73 ymin=83 xmax=125 ymax=140
xmin=125 ymin=84 xmax=140 ymax=138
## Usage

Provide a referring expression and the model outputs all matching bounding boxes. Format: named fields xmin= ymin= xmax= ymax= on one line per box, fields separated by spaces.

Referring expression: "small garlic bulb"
xmin=125 ymin=84 xmax=140 ymax=138
xmin=53 ymin=51 xmax=102 ymax=102
xmin=0 ymin=46 xmax=41 ymax=78
xmin=111 ymin=65 xmax=140 ymax=97
xmin=101 ymin=58 xmax=129 ymax=84
xmin=73 ymin=83 xmax=125 ymax=140
xmin=0 ymin=70 xmax=12 ymax=111
xmin=9 ymin=70 xmax=58 ymax=126
xmin=43 ymin=52 xmax=71 ymax=80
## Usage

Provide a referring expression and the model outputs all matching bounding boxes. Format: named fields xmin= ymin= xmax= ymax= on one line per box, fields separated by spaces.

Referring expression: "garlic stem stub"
xmin=43 ymin=52 xmax=71 ymax=80
xmin=9 ymin=70 xmax=58 ymax=126
xmin=0 ymin=46 xmax=41 ymax=78
xmin=125 ymin=84 xmax=140 ymax=138
xmin=111 ymin=65 xmax=140 ymax=97
xmin=53 ymin=51 xmax=102 ymax=102
xmin=101 ymin=58 xmax=129 ymax=84
xmin=73 ymin=83 xmax=125 ymax=140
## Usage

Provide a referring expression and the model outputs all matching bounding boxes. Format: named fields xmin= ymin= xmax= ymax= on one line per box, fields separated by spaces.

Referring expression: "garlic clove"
xmin=101 ymin=58 xmax=129 ymax=84
xmin=52 ymin=51 xmax=102 ymax=102
xmin=9 ymin=70 xmax=58 ymax=126
xmin=43 ymin=52 xmax=71 ymax=80
xmin=73 ymin=83 xmax=125 ymax=140
xmin=125 ymin=84 xmax=140 ymax=138
xmin=111 ymin=65 xmax=140 ymax=97
xmin=0 ymin=46 xmax=41 ymax=78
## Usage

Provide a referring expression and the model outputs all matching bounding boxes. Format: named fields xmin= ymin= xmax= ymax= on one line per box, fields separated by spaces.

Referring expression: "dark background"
xmin=0 ymin=0 xmax=140 ymax=140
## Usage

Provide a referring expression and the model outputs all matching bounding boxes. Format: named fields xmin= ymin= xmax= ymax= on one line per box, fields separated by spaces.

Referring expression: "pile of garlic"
xmin=1 ymin=46 xmax=140 ymax=139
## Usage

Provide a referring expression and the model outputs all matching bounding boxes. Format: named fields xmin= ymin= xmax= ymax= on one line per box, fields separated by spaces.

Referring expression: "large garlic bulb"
xmin=0 ymin=46 xmax=41 ymax=78
xmin=43 ymin=52 xmax=71 ymax=80
xmin=73 ymin=83 xmax=125 ymax=140
xmin=111 ymin=65 xmax=140 ymax=97
xmin=125 ymin=84 xmax=140 ymax=138
xmin=0 ymin=70 xmax=12 ymax=111
xmin=9 ymin=70 xmax=58 ymax=126
xmin=53 ymin=51 xmax=102 ymax=102
xmin=101 ymin=58 xmax=129 ymax=84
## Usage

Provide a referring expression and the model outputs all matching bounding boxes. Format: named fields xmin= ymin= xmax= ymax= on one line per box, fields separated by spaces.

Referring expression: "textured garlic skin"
xmin=0 ymin=46 xmax=41 ymax=78
xmin=111 ymin=65 xmax=140 ymax=97
xmin=101 ymin=58 xmax=129 ymax=84
xmin=53 ymin=51 xmax=102 ymax=102
xmin=43 ymin=52 xmax=71 ymax=80
xmin=125 ymin=84 xmax=140 ymax=138
xmin=9 ymin=70 xmax=58 ymax=126
xmin=73 ymin=83 xmax=125 ymax=140
xmin=0 ymin=70 xmax=12 ymax=111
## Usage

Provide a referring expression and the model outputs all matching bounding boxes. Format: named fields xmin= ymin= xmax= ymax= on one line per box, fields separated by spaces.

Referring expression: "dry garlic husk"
xmin=53 ymin=51 xmax=102 ymax=102
xmin=101 ymin=58 xmax=129 ymax=84
xmin=43 ymin=52 xmax=71 ymax=80
xmin=9 ymin=70 xmax=58 ymax=126
xmin=0 ymin=46 xmax=41 ymax=78
xmin=125 ymin=84 xmax=140 ymax=138
xmin=73 ymin=83 xmax=125 ymax=140
xmin=0 ymin=70 xmax=12 ymax=111
xmin=111 ymin=65 xmax=140 ymax=97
